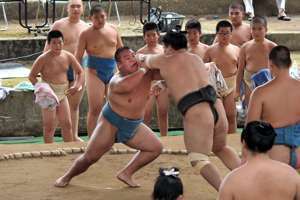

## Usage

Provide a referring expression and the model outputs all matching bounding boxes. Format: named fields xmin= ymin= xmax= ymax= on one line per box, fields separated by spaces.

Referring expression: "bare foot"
xmin=54 ymin=176 xmax=70 ymax=187
xmin=117 ymin=171 xmax=140 ymax=188
xmin=73 ymin=136 xmax=84 ymax=142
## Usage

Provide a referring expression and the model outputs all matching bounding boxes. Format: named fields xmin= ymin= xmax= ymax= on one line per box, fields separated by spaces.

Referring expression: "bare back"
xmin=150 ymin=51 xmax=210 ymax=105
xmin=82 ymin=23 xmax=122 ymax=58
xmin=242 ymin=39 xmax=277 ymax=72
xmin=219 ymin=160 xmax=300 ymax=200
xmin=248 ymin=77 xmax=300 ymax=128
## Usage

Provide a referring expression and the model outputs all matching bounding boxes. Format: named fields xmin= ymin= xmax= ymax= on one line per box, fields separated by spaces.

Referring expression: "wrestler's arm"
xmin=75 ymin=30 xmax=87 ymax=65
xmin=202 ymin=47 xmax=211 ymax=63
xmin=28 ymin=55 xmax=45 ymax=86
xmin=217 ymin=173 xmax=234 ymax=200
xmin=137 ymin=53 xmax=165 ymax=70
xmin=115 ymin=28 xmax=123 ymax=50
xmin=234 ymin=45 xmax=246 ymax=102
xmin=68 ymin=54 xmax=85 ymax=96
xmin=246 ymin=87 xmax=263 ymax=123
xmin=111 ymin=68 xmax=148 ymax=93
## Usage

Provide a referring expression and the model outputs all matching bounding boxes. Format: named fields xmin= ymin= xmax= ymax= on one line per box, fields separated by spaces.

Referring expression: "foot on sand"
xmin=54 ymin=176 xmax=70 ymax=187
xmin=117 ymin=171 xmax=140 ymax=188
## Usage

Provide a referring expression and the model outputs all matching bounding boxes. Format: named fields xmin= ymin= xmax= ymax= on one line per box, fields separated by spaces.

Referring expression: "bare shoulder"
xmin=242 ymin=22 xmax=251 ymax=29
xmin=106 ymin=23 xmax=119 ymax=31
xmin=79 ymin=20 xmax=89 ymax=27
xmin=229 ymin=43 xmax=240 ymax=51
xmin=137 ymin=45 xmax=149 ymax=54
xmin=50 ymin=18 xmax=67 ymax=29
xmin=266 ymin=39 xmax=277 ymax=48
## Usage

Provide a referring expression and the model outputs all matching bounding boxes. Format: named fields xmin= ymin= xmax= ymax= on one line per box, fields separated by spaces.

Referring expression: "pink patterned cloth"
xmin=34 ymin=82 xmax=60 ymax=111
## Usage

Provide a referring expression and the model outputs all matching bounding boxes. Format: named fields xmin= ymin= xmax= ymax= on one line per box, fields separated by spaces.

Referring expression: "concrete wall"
xmin=1 ymin=32 xmax=300 ymax=61
xmin=0 ymin=89 xmax=185 ymax=136
xmin=2 ymin=0 xmax=300 ymax=21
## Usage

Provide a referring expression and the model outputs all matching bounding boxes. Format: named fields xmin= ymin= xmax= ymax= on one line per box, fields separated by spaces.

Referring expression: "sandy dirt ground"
xmin=0 ymin=134 xmax=242 ymax=200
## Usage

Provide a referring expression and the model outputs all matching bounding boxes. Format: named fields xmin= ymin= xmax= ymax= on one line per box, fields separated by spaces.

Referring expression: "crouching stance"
xmin=54 ymin=46 xmax=163 ymax=188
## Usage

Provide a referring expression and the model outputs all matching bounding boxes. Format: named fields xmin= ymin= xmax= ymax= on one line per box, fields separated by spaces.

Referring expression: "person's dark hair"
xmin=47 ymin=30 xmax=64 ymax=43
xmin=229 ymin=2 xmax=244 ymax=12
xmin=153 ymin=167 xmax=183 ymax=200
xmin=269 ymin=45 xmax=291 ymax=69
xmin=241 ymin=121 xmax=277 ymax=153
xmin=162 ymin=31 xmax=187 ymax=50
xmin=250 ymin=16 xmax=267 ymax=28
xmin=90 ymin=4 xmax=105 ymax=16
xmin=216 ymin=20 xmax=233 ymax=33
xmin=185 ymin=19 xmax=201 ymax=32
xmin=115 ymin=46 xmax=131 ymax=63
xmin=143 ymin=22 xmax=159 ymax=35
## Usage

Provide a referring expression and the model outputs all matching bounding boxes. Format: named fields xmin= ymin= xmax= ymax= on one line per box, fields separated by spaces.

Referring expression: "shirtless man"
xmin=218 ymin=121 xmax=300 ymax=200
xmin=44 ymin=0 xmax=88 ymax=142
xmin=54 ymin=46 xmax=163 ymax=188
xmin=75 ymin=5 xmax=123 ymax=137
xmin=247 ymin=46 xmax=300 ymax=173
xmin=213 ymin=2 xmax=252 ymax=48
xmin=137 ymin=32 xmax=240 ymax=191
xmin=203 ymin=21 xmax=240 ymax=134
xmin=235 ymin=16 xmax=277 ymax=107
xmin=185 ymin=19 xmax=208 ymax=57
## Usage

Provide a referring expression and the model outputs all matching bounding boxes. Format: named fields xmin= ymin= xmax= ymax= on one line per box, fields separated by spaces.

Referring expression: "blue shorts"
xmin=102 ymin=102 xmax=143 ymax=143
xmin=274 ymin=121 xmax=300 ymax=167
xmin=67 ymin=58 xmax=86 ymax=82
xmin=86 ymin=54 xmax=116 ymax=85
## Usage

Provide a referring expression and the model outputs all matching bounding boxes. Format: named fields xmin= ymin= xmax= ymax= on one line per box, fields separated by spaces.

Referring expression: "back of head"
xmin=241 ymin=121 xmax=277 ymax=153
xmin=153 ymin=167 xmax=183 ymax=200
xmin=90 ymin=4 xmax=105 ymax=16
xmin=143 ymin=22 xmax=159 ymax=35
xmin=250 ymin=16 xmax=267 ymax=28
xmin=185 ymin=19 xmax=201 ymax=32
xmin=47 ymin=30 xmax=64 ymax=43
xmin=229 ymin=2 xmax=244 ymax=12
xmin=216 ymin=20 xmax=233 ymax=32
xmin=269 ymin=45 xmax=291 ymax=69
xmin=115 ymin=46 xmax=131 ymax=63
xmin=162 ymin=31 xmax=187 ymax=51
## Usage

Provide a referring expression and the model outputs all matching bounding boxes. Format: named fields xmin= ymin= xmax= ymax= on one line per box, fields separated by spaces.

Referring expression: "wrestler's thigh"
xmin=223 ymin=91 xmax=237 ymax=119
xmin=85 ymin=115 xmax=116 ymax=157
xmin=244 ymin=84 xmax=251 ymax=107
xmin=183 ymin=103 xmax=214 ymax=155
xmin=56 ymin=98 xmax=72 ymax=126
xmin=212 ymin=99 xmax=228 ymax=149
xmin=124 ymin=123 xmax=163 ymax=152
xmin=41 ymin=107 xmax=56 ymax=127
xmin=268 ymin=145 xmax=290 ymax=165
xmin=156 ymin=89 xmax=170 ymax=113
xmin=68 ymin=80 xmax=85 ymax=108
xmin=86 ymin=68 xmax=106 ymax=108
xmin=144 ymin=95 xmax=156 ymax=116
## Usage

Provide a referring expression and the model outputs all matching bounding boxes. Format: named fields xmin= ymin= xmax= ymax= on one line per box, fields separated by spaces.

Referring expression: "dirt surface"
xmin=0 ymin=134 xmax=242 ymax=200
